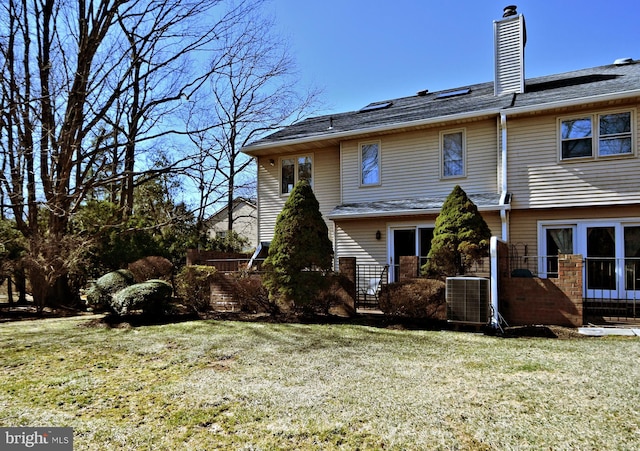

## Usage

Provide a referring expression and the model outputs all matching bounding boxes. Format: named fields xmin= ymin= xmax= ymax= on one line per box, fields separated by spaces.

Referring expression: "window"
xmin=544 ymin=227 xmax=574 ymax=278
xmin=599 ymin=112 xmax=632 ymax=156
xmin=441 ymin=130 xmax=465 ymax=178
xmin=561 ymin=117 xmax=592 ymax=158
xmin=360 ymin=142 xmax=380 ymax=185
xmin=281 ymin=155 xmax=312 ymax=194
xmin=560 ymin=111 xmax=633 ymax=160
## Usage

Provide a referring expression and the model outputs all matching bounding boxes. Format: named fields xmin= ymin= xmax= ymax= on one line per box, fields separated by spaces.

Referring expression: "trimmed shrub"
xmin=110 ymin=279 xmax=173 ymax=316
xmin=175 ymin=265 xmax=218 ymax=312
xmin=423 ymin=185 xmax=491 ymax=277
xmin=86 ymin=270 xmax=135 ymax=310
xmin=263 ymin=180 xmax=333 ymax=310
xmin=312 ymin=272 xmax=355 ymax=317
xmin=379 ymin=278 xmax=446 ymax=319
xmin=230 ymin=273 xmax=275 ymax=314
xmin=128 ymin=256 xmax=174 ymax=283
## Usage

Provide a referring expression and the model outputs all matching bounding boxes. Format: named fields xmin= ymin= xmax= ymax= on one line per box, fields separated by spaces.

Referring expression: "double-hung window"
xmin=560 ymin=111 xmax=633 ymax=160
xmin=281 ymin=155 xmax=312 ymax=194
xmin=360 ymin=141 xmax=380 ymax=186
xmin=441 ymin=129 xmax=465 ymax=178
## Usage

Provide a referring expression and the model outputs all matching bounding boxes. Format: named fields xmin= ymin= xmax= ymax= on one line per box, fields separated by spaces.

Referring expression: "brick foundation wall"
xmin=500 ymin=254 xmax=583 ymax=327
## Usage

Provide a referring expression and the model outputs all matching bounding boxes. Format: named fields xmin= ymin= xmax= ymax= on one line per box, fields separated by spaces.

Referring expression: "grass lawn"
xmin=0 ymin=315 xmax=639 ymax=450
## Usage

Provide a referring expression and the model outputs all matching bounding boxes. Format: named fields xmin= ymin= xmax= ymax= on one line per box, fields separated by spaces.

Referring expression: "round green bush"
xmin=110 ymin=279 xmax=173 ymax=316
xmin=86 ymin=269 xmax=135 ymax=310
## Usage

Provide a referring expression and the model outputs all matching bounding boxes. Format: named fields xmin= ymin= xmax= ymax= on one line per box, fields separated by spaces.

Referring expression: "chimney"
xmin=494 ymin=5 xmax=526 ymax=96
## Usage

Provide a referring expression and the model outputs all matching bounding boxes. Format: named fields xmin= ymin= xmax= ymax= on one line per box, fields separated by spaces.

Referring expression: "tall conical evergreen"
xmin=263 ymin=180 xmax=333 ymax=309
xmin=424 ymin=185 xmax=491 ymax=277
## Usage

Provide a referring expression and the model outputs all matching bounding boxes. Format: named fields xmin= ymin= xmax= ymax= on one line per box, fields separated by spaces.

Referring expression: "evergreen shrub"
xmin=423 ymin=185 xmax=491 ymax=277
xmin=263 ymin=180 xmax=333 ymax=310
xmin=86 ymin=269 xmax=135 ymax=310
xmin=110 ymin=279 xmax=173 ymax=316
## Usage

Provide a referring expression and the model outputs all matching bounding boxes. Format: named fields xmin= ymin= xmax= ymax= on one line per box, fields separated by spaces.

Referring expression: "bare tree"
xmin=0 ymin=0 xmax=260 ymax=306
xmin=185 ymin=7 xmax=321 ymax=238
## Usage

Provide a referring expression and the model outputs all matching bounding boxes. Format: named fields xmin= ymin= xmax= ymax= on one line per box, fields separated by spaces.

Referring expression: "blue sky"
xmin=267 ymin=0 xmax=640 ymax=115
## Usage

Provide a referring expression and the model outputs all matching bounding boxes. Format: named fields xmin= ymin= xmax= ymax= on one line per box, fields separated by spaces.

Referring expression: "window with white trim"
xmin=542 ymin=226 xmax=575 ymax=278
xmin=560 ymin=111 xmax=634 ymax=160
xmin=441 ymin=130 xmax=465 ymax=178
xmin=281 ymin=155 xmax=312 ymax=194
xmin=360 ymin=142 xmax=380 ymax=186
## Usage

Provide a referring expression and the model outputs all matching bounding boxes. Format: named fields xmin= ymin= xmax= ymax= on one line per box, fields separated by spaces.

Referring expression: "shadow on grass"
xmin=1 ymin=302 xmax=587 ymax=339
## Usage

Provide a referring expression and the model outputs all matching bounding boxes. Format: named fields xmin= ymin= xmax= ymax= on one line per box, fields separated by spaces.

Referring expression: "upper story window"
xmin=441 ymin=129 xmax=466 ymax=178
xmin=281 ymin=155 xmax=312 ymax=194
xmin=360 ymin=141 xmax=380 ymax=186
xmin=560 ymin=111 xmax=634 ymax=160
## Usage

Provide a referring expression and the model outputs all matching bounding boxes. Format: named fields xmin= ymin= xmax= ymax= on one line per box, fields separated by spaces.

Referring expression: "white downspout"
xmin=490 ymin=113 xmax=509 ymax=331
xmin=490 ymin=236 xmax=501 ymax=330
xmin=499 ymin=112 xmax=509 ymax=242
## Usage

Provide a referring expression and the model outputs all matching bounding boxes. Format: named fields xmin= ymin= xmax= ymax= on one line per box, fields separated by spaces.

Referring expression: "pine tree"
xmin=424 ymin=185 xmax=492 ymax=277
xmin=262 ymin=180 xmax=333 ymax=309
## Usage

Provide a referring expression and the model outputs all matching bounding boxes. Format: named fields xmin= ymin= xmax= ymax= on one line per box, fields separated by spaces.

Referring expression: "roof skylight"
xmin=359 ymin=101 xmax=393 ymax=112
xmin=435 ymin=88 xmax=471 ymax=99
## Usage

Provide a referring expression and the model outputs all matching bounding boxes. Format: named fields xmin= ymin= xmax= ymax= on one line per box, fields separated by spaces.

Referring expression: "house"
xmin=241 ymin=6 xmax=640 ymax=317
xmin=206 ymin=197 xmax=258 ymax=252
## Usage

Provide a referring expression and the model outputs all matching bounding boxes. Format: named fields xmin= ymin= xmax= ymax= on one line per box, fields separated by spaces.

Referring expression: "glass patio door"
xmin=585 ymin=226 xmax=618 ymax=298
xmin=624 ymin=226 xmax=640 ymax=299
xmin=391 ymin=229 xmax=415 ymax=282
xmin=389 ymin=226 xmax=434 ymax=282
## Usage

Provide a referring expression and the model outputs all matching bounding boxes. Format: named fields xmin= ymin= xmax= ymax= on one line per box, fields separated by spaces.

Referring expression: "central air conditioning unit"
xmin=446 ymin=277 xmax=490 ymax=324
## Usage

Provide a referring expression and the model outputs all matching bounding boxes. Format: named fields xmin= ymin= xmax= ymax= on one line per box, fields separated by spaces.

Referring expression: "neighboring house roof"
xmin=242 ymin=61 xmax=640 ymax=155
xmin=328 ymin=193 xmax=509 ymax=220
xmin=207 ymin=197 xmax=256 ymax=223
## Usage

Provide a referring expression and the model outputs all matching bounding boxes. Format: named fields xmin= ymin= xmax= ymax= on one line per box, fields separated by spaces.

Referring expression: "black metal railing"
xmin=355 ymin=264 xmax=389 ymax=310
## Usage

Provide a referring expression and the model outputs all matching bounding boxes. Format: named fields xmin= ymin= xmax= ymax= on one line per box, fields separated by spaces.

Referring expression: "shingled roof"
xmin=242 ymin=60 xmax=640 ymax=154
xmin=328 ymin=193 xmax=508 ymax=219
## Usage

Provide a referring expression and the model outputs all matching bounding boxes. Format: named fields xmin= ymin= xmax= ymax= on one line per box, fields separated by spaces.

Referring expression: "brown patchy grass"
xmin=0 ymin=315 xmax=638 ymax=450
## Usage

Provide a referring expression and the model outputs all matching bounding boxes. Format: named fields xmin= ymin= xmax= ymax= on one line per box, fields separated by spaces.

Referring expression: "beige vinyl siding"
xmin=334 ymin=212 xmax=503 ymax=266
xmin=507 ymin=104 xmax=640 ymax=209
xmin=509 ymin=205 xmax=640 ymax=257
xmin=335 ymin=219 xmax=389 ymax=265
xmin=341 ymin=120 xmax=498 ymax=204
xmin=257 ymin=148 xmax=340 ymax=243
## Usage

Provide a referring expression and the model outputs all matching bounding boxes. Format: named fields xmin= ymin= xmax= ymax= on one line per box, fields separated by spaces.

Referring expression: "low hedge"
xmin=86 ymin=269 xmax=135 ymax=311
xmin=110 ymin=279 xmax=173 ymax=316
xmin=379 ymin=278 xmax=446 ymax=319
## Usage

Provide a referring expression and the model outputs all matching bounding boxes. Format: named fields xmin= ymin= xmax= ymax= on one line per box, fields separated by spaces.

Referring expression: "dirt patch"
xmin=503 ymin=325 xmax=587 ymax=339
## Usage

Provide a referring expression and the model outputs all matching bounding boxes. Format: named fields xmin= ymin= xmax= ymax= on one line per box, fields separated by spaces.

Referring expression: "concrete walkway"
xmin=578 ymin=326 xmax=640 ymax=337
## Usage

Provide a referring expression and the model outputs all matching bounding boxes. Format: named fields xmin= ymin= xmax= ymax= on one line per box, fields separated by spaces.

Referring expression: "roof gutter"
xmin=242 ymin=107 xmax=503 ymax=155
